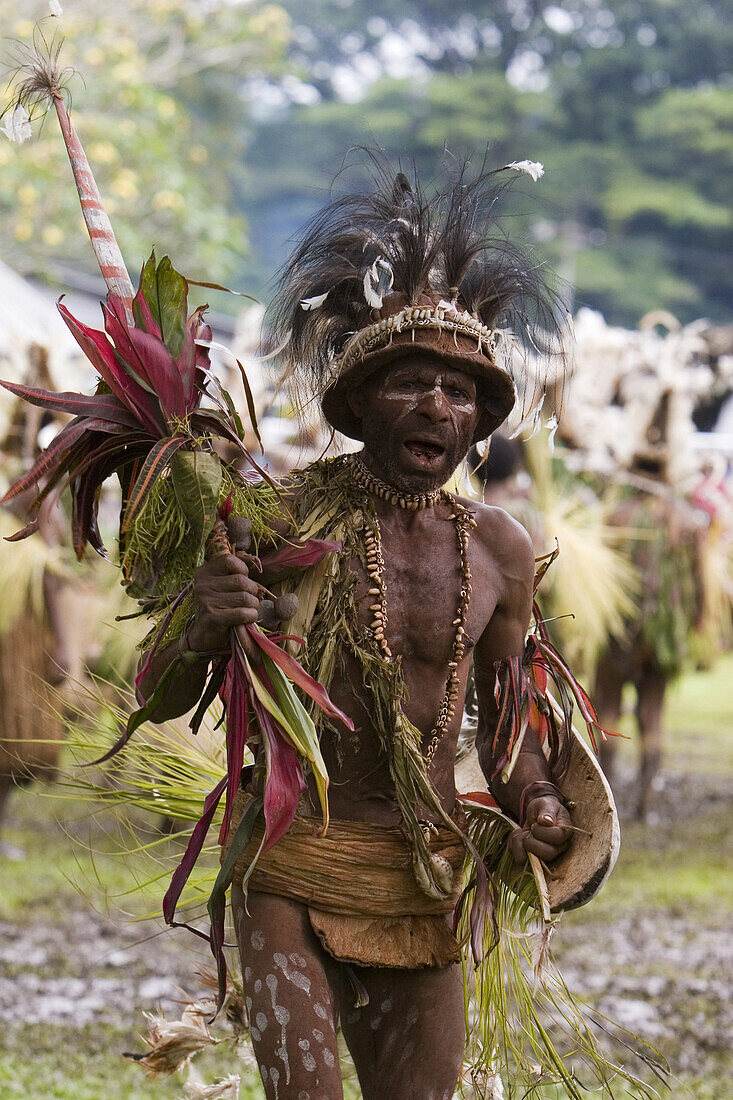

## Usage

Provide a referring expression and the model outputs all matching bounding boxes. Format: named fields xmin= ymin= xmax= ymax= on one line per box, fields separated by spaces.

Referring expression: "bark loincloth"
xmin=224 ymin=790 xmax=465 ymax=969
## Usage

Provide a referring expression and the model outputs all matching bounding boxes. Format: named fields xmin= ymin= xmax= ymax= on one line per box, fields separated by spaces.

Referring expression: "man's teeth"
xmin=406 ymin=442 xmax=442 ymax=458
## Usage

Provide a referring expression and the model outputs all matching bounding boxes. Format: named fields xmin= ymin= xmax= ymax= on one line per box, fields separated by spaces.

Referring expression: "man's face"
xmin=349 ymin=358 xmax=481 ymax=492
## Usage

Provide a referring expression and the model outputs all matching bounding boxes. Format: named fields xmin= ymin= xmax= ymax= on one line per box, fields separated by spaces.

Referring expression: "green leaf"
xmin=141 ymin=254 xmax=189 ymax=359
xmin=260 ymin=651 xmax=329 ymax=831
xmin=170 ymin=449 xmax=222 ymax=547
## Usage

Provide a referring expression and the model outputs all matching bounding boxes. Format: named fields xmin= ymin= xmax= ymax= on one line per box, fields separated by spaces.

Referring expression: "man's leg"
xmin=635 ymin=664 xmax=666 ymax=821
xmin=231 ymin=885 xmax=344 ymax=1100
xmin=339 ymin=961 xmax=465 ymax=1100
xmin=594 ymin=647 xmax=627 ymax=789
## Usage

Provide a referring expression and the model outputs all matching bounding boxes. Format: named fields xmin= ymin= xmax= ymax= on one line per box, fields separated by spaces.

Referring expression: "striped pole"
xmin=50 ymin=92 xmax=135 ymax=321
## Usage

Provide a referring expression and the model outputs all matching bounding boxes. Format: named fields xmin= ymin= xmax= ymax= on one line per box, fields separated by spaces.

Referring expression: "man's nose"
xmin=415 ymin=386 xmax=449 ymax=421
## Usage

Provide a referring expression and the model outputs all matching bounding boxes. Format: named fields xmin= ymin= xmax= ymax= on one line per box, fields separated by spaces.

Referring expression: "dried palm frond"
xmin=518 ymin=432 xmax=640 ymax=678
xmin=0 ymin=509 xmax=69 ymax=635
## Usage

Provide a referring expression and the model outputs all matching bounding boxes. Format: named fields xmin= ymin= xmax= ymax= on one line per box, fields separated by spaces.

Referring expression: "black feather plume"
xmin=267 ymin=151 xmax=566 ymax=410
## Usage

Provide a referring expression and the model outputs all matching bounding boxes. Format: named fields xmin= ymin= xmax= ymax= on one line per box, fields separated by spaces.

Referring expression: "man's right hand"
xmin=186 ymin=553 xmax=261 ymax=654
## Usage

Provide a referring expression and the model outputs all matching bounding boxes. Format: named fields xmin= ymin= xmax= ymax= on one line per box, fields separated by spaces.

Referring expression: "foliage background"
xmin=2 ymin=0 xmax=733 ymax=325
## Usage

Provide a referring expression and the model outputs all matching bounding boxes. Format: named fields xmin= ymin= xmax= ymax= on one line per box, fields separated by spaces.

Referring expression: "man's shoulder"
xmin=453 ymin=496 xmax=534 ymax=574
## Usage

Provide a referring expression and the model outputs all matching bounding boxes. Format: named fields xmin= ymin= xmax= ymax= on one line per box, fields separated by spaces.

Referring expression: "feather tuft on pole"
xmin=5 ymin=28 xmax=135 ymax=317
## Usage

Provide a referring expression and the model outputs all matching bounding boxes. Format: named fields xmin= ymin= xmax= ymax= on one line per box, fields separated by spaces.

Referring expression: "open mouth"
xmin=403 ymin=439 xmax=446 ymax=465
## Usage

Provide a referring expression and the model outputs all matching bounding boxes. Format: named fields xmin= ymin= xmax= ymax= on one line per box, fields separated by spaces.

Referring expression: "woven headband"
xmin=335 ymin=301 xmax=502 ymax=376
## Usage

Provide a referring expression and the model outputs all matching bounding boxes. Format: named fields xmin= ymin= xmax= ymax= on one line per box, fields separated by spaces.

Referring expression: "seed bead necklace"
xmin=349 ymin=453 xmax=476 ymax=767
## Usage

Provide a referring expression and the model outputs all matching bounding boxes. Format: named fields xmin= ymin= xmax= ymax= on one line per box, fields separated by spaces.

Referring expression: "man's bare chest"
xmin=346 ymin=522 xmax=500 ymax=666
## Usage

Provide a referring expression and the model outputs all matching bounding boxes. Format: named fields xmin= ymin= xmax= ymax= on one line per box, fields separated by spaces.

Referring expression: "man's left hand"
xmin=509 ymin=795 xmax=573 ymax=864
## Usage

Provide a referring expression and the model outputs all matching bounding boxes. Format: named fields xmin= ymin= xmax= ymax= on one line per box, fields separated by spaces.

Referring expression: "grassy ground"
xmin=1 ymin=655 xmax=732 ymax=1098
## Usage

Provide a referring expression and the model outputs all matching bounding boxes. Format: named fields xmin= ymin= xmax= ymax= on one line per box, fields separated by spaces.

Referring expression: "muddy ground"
xmin=0 ymin=765 xmax=731 ymax=1098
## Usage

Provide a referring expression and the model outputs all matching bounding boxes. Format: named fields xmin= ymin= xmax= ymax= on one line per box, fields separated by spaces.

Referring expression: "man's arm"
xmin=473 ymin=510 xmax=572 ymax=863
xmin=137 ymin=551 xmax=261 ymax=722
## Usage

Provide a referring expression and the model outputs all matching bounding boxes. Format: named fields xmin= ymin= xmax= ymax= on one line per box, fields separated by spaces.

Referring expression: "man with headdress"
xmin=142 ymin=164 xmax=575 ymax=1099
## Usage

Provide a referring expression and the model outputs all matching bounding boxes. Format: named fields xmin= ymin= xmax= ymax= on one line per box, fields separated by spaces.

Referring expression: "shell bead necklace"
xmin=350 ymin=453 xmax=441 ymax=511
xmin=352 ymin=456 xmax=476 ymax=767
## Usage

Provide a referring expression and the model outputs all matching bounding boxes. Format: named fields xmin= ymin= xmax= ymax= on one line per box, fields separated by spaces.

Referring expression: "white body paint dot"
xmin=322 ymin=1048 xmax=335 ymax=1068
xmin=313 ymin=1003 xmax=328 ymax=1020
xmin=251 ymin=930 xmax=265 ymax=950
xmin=256 ymin=1012 xmax=268 ymax=1031
xmin=302 ymin=1051 xmax=317 ymax=1072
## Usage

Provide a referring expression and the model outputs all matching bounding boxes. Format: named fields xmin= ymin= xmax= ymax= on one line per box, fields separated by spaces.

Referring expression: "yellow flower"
xmin=84 ymin=47 xmax=105 ymax=67
xmin=157 ymin=97 xmax=177 ymax=120
xmin=113 ymin=61 xmax=143 ymax=83
xmin=18 ymin=184 xmax=38 ymax=205
xmin=189 ymin=145 xmax=208 ymax=165
xmin=115 ymin=38 xmax=137 ymax=58
xmin=89 ymin=141 xmax=118 ymax=165
xmin=111 ymin=170 xmax=139 ymax=201
xmin=42 ymin=225 xmax=65 ymax=247
xmin=153 ymin=189 xmax=184 ymax=212
xmin=14 ymin=221 xmax=33 ymax=242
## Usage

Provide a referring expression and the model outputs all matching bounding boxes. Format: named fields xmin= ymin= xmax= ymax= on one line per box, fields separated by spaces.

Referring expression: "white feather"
xmin=505 ymin=159 xmax=545 ymax=182
xmin=300 ymin=292 xmax=329 ymax=311
xmin=49 ymin=0 xmax=63 ymax=15
xmin=363 ymin=257 xmax=394 ymax=309
xmin=1 ymin=104 xmax=32 ymax=144
xmin=546 ymin=413 xmax=559 ymax=451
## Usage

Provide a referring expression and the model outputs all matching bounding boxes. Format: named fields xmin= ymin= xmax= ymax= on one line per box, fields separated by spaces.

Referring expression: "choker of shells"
xmin=349 ymin=454 xmax=441 ymax=511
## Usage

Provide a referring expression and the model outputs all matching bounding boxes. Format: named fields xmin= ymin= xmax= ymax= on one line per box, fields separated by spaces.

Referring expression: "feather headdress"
xmin=268 ymin=154 xmax=566 ymax=440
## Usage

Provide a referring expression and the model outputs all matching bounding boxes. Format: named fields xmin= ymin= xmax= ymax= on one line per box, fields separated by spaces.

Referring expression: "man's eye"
xmin=448 ymin=387 xmax=469 ymax=400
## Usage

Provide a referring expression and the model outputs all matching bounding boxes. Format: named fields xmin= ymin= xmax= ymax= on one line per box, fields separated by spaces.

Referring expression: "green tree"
xmin=236 ymin=0 xmax=733 ymax=324
xmin=0 ymin=0 xmax=290 ymax=284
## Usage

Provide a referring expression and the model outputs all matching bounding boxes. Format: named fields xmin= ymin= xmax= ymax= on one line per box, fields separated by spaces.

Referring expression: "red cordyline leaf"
xmin=251 ymin=683 xmax=306 ymax=853
xmin=189 ymin=410 xmax=276 ymax=488
xmin=162 ymin=776 xmax=228 ymax=926
xmin=4 ymin=518 xmax=40 ymax=541
xmin=120 ymin=435 xmax=188 ymax=534
xmin=175 ymin=326 xmax=198 ymax=411
xmin=0 ymin=379 xmax=140 ymax=428
xmin=0 ymin=417 xmax=92 ymax=504
xmin=125 ymin=327 xmax=190 ymax=423
xmin=246 ymin=625 xmax=354 ymax=730
xmin=218 ymin=491 xmax=234 ymax=521
xmin=260 ymin=538 xmax=342 ymax=573
xmin=218 ymin=640 xmax=250 ymax=845
xmin=58 ymin=301 xmax=163 ymax=436
xmin=132 ymin=276 xmax=162 ymax=339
